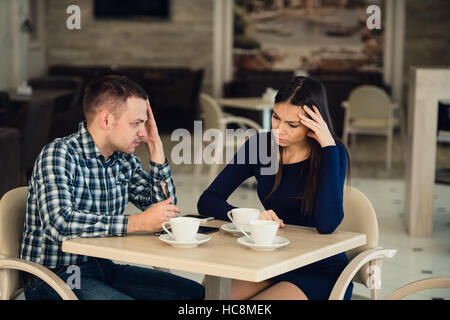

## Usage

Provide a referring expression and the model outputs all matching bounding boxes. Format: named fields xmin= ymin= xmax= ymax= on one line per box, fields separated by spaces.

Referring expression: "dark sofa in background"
xmin=0 ymin=127 xmax=20 ymax=198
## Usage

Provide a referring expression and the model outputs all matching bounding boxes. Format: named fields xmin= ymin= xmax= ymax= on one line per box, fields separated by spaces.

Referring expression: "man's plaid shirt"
xmin=20 ymin=121 xmax=176 ymax=268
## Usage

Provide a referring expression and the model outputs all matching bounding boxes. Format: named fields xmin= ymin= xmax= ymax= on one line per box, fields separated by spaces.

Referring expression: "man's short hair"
xmin=83 ymin=75 xmax=148 ymax=124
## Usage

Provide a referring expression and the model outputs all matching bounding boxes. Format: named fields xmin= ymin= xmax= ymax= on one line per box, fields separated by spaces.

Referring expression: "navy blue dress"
xmin=197 ymin=132 xmax=353 ymax=300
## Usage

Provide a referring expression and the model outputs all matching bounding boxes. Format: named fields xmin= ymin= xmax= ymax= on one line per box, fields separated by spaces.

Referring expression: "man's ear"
xmin=98 ymin=110 xmax=112 ymax=130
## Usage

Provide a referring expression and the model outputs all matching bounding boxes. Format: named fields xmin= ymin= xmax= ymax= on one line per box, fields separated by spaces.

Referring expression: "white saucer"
xmin=159 ymin=233 xmax=211 ymax=248
xmin=237 ymin=236 xmax=290 ymax=251
xmin=220 ymin=223 xmax=250 ymax=236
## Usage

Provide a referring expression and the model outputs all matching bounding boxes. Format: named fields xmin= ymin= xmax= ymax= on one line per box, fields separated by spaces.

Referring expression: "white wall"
xmin=0 ymin=0 xmax=29 ymax=91
xmin=27 ymin=0 xmax=47 ymax=79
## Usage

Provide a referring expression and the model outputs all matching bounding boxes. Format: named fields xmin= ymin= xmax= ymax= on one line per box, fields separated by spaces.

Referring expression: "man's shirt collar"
xmin=78 ymin=121 xmax=120 ymax=163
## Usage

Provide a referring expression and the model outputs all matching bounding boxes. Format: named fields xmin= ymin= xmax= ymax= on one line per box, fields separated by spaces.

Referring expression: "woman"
xmin=197 ymin=76 xmax=352 ymax=300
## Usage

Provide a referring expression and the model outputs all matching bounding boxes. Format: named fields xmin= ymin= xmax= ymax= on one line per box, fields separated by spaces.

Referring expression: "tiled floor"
xmin=129 ymin=131 xmax=450 ymax=300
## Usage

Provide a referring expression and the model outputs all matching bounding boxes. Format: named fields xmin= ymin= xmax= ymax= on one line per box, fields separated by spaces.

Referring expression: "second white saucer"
xmin=220 ymin=223 xmax=251 ymax=236
xmin=220 ymin=223 xmax=241 ymax=236
xmin=237 ymin=236 xmax=290 ymax=251
xmin=159 ymin=233 xmax=211 ymax=248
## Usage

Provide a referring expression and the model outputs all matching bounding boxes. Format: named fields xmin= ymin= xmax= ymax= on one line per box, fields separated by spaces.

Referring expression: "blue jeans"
xmin=22 ymin=258 xmax=205 ymax=300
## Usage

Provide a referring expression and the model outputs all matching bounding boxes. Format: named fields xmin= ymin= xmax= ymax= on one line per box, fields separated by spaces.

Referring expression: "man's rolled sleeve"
xmin=149 ymin=159 xmax=177 ymax=205
xmin=128 ymin=157 xmax=177 ymax=210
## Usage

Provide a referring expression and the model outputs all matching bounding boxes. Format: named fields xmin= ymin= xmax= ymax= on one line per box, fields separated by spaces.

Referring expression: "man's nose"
xmin=138 ymin=127 xmax=147 ymax=138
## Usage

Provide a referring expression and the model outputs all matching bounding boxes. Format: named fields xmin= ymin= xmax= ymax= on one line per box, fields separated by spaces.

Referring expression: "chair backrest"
xmin=199 ymin=93 xmax=225 ymax=132
xmin=0 ymin=187 xmax=29 ymax=299
xmin=348 ymin=85 xmax=392 ymax=120
xmin=337 ymin=186 xmax=379 ymax=287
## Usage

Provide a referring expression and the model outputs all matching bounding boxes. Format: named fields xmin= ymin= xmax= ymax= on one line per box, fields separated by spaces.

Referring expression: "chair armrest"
xmin=328 ymin=248 xmax=397 ymax=300
xmin=341 ymin=101 xmax=350 ymax=109
xmin=384 ymin=277 xmax=450 ymax=300
xmin=220 ymin=116 xmax=262 ymax=131
xmin=0 ymin=256 xmax=78 ymax=300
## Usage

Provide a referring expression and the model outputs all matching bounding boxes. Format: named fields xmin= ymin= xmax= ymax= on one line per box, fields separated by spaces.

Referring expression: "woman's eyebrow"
xmin=273 ymin=111 xmax=301 ymax=124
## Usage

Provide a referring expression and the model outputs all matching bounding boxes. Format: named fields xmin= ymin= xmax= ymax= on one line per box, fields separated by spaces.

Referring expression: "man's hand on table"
xmin=127 ymin=197 xmax=181 ymax=233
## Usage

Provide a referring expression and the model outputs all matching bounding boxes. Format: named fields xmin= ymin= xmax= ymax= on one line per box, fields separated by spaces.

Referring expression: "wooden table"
xmin=62 ymin=219 xmax=366 ymax=299
xmin=215 ymin=98 xmax=274 ymax=131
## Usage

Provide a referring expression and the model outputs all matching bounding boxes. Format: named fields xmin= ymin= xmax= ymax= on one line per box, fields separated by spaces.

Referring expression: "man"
xmin=20 ymin=75 xmax=205 ymax=300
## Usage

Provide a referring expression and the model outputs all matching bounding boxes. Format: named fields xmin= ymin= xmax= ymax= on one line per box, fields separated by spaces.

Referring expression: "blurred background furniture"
xmin=224 ymin=69 xmax=390 ymax=138
xmin=308 ymin=69 xmax=390 ymax=138
xmin=194 ymin=93 xmax=261 ymax=185
xmin=2 ymin=88 xmax=77 ymax=186
xmin=435 ymin=99 xmax=450 ymax=184
xmin=329 ymin=186 xmax=396 ymax=300
xmin=215 ymin=97 xmax=273 ymax=131
xmin=12 ymin=99 xmax=55 ymax=184
xmin=0 ymin=187 xmax=77 ymax=300
xmin=341 ymin=85 xmax=403 ymax=170
xmin=223 ymin=70 xmax=294 ymax=127
xmin=27 ymin=76 xmax=84 ymax=141
xmin=47 ymin=65 xmax=204 ymax=132
xmin=0 ymin=92 xmax=14 ymax=127
xmin=0 ymin=128 xmax=20 ymax=198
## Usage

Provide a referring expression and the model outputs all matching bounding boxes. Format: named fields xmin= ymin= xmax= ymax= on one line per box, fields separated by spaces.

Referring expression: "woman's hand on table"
xmin=259 ymin=209 xmax=285 ymax=228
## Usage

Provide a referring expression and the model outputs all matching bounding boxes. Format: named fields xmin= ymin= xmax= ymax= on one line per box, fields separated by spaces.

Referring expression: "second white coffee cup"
xmin=241 ymin=220 xmax=279 ymax=245
xmin=162 ymin=217 xmax=200 ymax=242
xmin=227 ymin=208 xmax=260 ymax=231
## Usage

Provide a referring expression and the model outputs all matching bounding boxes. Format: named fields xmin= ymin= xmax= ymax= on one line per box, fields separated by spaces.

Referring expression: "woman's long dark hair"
xmin=265 ymin=76 xmax=351 ymax=215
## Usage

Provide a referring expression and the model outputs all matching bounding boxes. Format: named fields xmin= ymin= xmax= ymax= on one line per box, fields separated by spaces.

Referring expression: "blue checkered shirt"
xmin=20 ymin=121 xmax=176 ymax=268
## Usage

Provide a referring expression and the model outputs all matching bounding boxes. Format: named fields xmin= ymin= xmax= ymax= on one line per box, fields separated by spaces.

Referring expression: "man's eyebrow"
xmin=132 ymin=119 xmax=146 ymax=122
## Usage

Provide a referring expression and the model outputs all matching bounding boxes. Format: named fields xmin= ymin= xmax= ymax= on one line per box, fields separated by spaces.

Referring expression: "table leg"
xmin=204 ymin=275 xmax=231 ymax=300
xmin=262 ymin=108 xmax=272 ymax=131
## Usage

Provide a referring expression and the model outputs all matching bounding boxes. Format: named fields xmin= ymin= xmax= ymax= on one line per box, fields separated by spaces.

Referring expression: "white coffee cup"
xmin=241 ymin=220 xmax=279 ymax=245
xmin=227 ymin=208 xmax=260 ymax=231
xmin=162 ymin=217 xmax=200 ymax=242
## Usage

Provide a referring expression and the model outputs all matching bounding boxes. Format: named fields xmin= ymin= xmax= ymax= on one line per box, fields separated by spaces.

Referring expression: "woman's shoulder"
xmin=321 ymin=141 xmax=348 ymax=163
xmin=335 ymin=141 xmax=348 ymax=154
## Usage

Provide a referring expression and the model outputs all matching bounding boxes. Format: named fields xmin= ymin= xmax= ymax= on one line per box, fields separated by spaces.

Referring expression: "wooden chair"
xmin=0 ymin=187 xmax=77 ymax=300
xmin=329 ymin=186 xmax=397 ymax=300
xmin=341 ymin=85 xmax=403 ymax=170
xmin=385 ymin=277 xmax=450 ymax=300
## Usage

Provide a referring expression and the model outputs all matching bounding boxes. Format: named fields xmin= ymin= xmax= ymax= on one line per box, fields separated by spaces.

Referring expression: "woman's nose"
xmin=277 ymin=123 xmax=287 ymax=135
